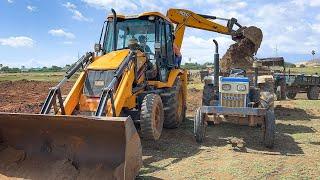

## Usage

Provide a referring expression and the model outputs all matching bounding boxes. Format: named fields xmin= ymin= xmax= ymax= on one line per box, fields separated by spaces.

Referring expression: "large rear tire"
xmin=307 ymin=86 xmax=319 ymax=100
xmin=140 ymin=94 xmax=164 ymax=140
xmin=161 ymin=79 xmax=186 ymax=129
xmin=264 ymin=110 xmax=275 ymax=148
xmin=194 ymin=107 xmax=207 ymax=143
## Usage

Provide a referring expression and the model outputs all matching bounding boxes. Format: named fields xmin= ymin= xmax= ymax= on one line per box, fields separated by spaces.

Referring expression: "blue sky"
xmin=0 ymin=0 xmax=320 ymax=67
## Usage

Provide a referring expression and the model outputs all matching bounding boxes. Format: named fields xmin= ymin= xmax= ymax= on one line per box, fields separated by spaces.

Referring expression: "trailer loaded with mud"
xmin=286 ymin=74 xmax=320 ymax=100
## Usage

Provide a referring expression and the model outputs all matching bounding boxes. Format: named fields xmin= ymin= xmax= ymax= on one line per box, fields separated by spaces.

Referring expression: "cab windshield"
xmin=104 ymin=19 xmax=155 ymax=55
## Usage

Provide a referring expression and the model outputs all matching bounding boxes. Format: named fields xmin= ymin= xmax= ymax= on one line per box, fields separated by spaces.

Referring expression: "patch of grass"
xmin=288 ymin=67 xmax=320 ymax=74
xmin=294 ymin=100 xmax=320 ymax=110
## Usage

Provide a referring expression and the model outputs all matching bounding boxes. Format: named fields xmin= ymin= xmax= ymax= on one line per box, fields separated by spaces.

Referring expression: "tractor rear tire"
xmin=194 ymin=107 xmax=207 ymax=143
xmin=202 ymin=83 xmax=215 ymax=106
xmin=286 ymin=88 xmax=297 ymax=99
xmin=161 ymin=79 xmax=186 ymax=129
xmin=140 ymin=94 xmax=164 ymax=140
xmin=264 ymin=110 xmax=275 ymax=148
xmin=307 ymin=86 xmax=319 ymax=100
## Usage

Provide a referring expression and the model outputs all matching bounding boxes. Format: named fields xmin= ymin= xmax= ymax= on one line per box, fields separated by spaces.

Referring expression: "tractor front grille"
xmin=220 ymin=93 xmax=246 ymax=108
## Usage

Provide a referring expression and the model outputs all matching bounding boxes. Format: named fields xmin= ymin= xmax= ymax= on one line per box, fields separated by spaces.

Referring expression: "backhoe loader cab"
xmin=98 ymin=12 xmax=177 ymax=81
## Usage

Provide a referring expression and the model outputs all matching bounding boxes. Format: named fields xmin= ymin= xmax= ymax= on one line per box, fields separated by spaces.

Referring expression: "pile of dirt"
xmin=0 ymin=80 xmax=72 ymax=113
xmin=220 ymin=26 xmax=263 ymax=72
xmin=0 ymin=145 xmax=118 ymax=179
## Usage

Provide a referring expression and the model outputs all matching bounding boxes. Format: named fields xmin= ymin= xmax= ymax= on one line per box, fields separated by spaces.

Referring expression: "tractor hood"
xmin=88 ymin=49 xmax=130 ymax=70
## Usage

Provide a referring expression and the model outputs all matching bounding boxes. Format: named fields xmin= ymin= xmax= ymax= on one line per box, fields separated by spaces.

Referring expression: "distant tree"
xmin=50 ymin=65 xmax=63 ymax=72
xmin=1 ymin=66 xmax=20 ymax=73
xmin=299 ymin=64 xmax=306 ymax=68
xmin=284 ymin=62 xmax=296 ymax=68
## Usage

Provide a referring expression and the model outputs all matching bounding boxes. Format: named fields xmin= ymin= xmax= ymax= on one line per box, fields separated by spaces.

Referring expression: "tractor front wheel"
xmin=194 ymin=107 xmax=207 ymax=143
xmin=286 ymin=87 xmax=297 ymax=99
xmin=263 ymin=110 xmax=275 ymax=148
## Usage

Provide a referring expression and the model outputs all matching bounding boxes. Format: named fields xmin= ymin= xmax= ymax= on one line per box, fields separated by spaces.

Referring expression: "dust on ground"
xmin=0 ymin=79 xmax=320 ymax=179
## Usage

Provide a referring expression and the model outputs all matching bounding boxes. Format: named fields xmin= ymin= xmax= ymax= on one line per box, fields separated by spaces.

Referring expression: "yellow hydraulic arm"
xmin=166 ymin=9 xmax=242 ymax=48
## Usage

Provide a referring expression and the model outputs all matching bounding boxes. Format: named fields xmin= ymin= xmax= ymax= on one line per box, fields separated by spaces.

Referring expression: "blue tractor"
xmin=194 ymin=40 xmax=275 ymax=148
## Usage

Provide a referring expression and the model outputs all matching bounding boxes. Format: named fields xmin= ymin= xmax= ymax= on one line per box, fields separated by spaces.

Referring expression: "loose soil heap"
xmin=220 ymin=26 xmax=263 ymax=72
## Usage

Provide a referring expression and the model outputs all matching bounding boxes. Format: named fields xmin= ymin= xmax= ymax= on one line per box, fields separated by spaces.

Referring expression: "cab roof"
xmin=107 ymin=11 xmax=172 ymax=23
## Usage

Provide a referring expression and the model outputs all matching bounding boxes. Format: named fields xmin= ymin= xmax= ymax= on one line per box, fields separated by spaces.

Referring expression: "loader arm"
xmin=106 ymin=58 xmax=136 ymax=117
xmin=166 ymin=9 xmax=240 ymax=48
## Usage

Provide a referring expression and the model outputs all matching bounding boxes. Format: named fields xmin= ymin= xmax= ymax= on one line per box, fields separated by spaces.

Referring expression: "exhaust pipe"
xmin=212 ymin=39 xmax=219 ymax=94
xmin=111 ymin=8 xmax=117 ymax=51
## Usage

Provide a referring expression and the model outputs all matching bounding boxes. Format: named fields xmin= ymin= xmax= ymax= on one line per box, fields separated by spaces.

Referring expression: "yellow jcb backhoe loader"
xmin=0 ymin=8 xmax=262 ymax=179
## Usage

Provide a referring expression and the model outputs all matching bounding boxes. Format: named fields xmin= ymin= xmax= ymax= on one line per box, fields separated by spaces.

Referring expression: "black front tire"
xmin=140 ymin=94 xmax=164 ymax=140
xmin=286 ymin=87 xmax=297 ymax=99
xmin=264 ymin=110 xmax=275 ymax=148
xmin=194 ymin=108 xmax=207 ymax=143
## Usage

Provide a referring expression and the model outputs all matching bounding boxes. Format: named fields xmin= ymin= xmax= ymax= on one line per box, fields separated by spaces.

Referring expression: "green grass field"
xmin=288 ymin=66 xmax=320 ymax=74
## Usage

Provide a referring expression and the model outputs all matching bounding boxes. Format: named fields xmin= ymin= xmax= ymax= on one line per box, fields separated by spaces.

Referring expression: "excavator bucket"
xmin=0 ymin=113 xmax=142 ymax=179
xmin=242 ymin=26 xmax=263 ymax=53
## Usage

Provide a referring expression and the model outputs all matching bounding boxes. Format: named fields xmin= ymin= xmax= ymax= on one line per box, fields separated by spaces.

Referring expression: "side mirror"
xmin=154 ymin=42 xmax=161 ymax=52
xmin=94 ymin=43 xmax=101 ymax=52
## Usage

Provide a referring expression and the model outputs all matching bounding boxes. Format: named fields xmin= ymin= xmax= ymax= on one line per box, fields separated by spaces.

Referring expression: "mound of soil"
xmin=220 ymin=26 xmax=263 ymax=72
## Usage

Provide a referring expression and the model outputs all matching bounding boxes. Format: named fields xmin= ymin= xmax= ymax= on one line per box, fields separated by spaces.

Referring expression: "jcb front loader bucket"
xmin=0 ymin=113 xmax=142 ymax=179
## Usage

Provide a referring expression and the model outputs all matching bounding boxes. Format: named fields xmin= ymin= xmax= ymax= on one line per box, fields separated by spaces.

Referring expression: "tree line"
xmin=0 ymin=64 xmax=71 ymax=73
xmin=0 ymin=61 xmax=297 ymax=73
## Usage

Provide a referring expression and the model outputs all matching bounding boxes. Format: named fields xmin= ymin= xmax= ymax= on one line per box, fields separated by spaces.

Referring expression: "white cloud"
xmin=27 ymin=5 xmax=37 ymax=12
xmin=229 ymin=1 xmax=247 ymax=9
xmin=310 ymin=0 xmax=320 ymax=7
xmin=7 ymin=0 xmax=13 ymax=3
xmin=63 ymin=2 xmax=77 ymax=9
xmin=253 ymin=1 xmax=320 ymax=55
xmin=48 ymin=29 xmax=75 ymax=39
xmin=81 ymin=0 xmax=138 ymax=11
xmin=72 ymin=10 xmax=91 ymax=21
xmin=291 ymin=0 xmax=320 ymax=7
xmin=63 ymin=2 xmax=91 ymax=22
xmin=0 ymin=36 xmax=35 ymax=48
xmin=181 ymin=35 xmax=233 ymax=64
xmin=311 ymin=24 xmax=320 ymax=33
xmin=63 ymin=41 xmax=73 ymax=45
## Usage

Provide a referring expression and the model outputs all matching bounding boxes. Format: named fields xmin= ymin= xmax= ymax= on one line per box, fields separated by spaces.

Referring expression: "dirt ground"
xmin=0 ymin=80 xmax=320 ymax=179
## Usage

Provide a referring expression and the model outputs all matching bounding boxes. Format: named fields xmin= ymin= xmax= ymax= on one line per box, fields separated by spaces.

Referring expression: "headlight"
xmin=237 ymin=84 xmax=246 ymax=91
xmin=222 ymin=84 xmax=231 ymax=91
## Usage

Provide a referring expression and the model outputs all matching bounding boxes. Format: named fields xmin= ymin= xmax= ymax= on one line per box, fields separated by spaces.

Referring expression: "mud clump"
xmin=220 ymin=26 xmax=263 ymax=73
xmin=49 ymin=159 xmax=79 ymax=180
xmin=0 ymin=146 xmax=26 ymax=167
